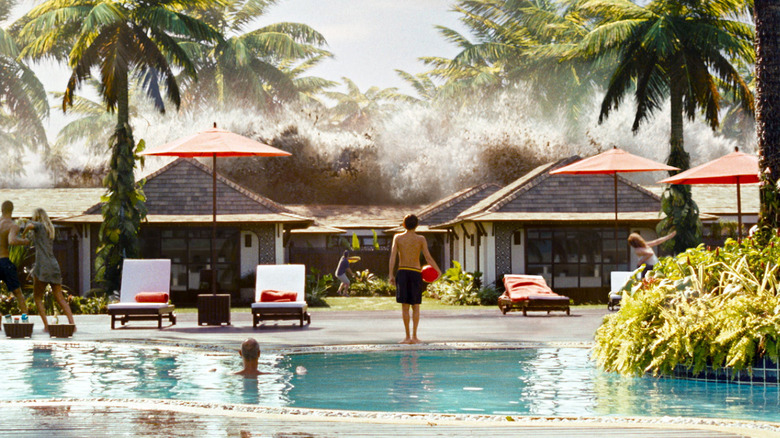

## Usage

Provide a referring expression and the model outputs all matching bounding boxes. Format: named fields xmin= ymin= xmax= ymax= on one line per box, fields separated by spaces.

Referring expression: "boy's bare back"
xmin=0 ymin=217 xmax=16 ymax=258
xmin=393 ymin=231 xmax=426 ymax=269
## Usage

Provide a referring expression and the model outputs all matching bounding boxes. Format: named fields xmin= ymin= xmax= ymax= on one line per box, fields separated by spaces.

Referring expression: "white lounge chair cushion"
xmin=251 ymin=301 xmax=308 ymax=310
xmin=108 ymin=302 xmax=173 ymax=310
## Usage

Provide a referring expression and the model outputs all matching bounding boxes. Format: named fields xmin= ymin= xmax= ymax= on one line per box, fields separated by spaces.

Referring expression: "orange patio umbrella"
xmin=549 ymin=146 xmax=679 ymax=225
xmin=658 ymin=147 xmax=758 ymax=239
xmin=141 ymin=123 xmax=291 ymax=297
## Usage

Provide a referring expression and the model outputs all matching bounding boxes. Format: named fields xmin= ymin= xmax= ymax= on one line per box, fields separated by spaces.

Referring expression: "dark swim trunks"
xmin=0 ymin=257 xmax=20 ymax=291
xmin=396 ymin=268 xmax=423 ymax=305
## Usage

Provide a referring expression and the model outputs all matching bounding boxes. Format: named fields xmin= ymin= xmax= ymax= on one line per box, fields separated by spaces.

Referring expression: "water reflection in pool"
xmin=1 ymin=343 xmax=778 ymax=422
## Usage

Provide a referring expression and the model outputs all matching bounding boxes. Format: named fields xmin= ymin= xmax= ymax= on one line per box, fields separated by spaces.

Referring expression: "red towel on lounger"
xmin=134 ymin=292 xmax=169 ymax=303
xmin=259 ymin=290 xmax=298 ymax=302
xmin=502 ymin=275 xmax=564 ymax=302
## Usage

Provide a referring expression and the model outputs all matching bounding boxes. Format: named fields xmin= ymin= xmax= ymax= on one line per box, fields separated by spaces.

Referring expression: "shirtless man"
xmin=388 ymin=214 xmax=441 ymax=344
xmin=0 ymin=201 xmax=30 ymax=314
xmin=235 ymin=338 xmax=265 ymax=377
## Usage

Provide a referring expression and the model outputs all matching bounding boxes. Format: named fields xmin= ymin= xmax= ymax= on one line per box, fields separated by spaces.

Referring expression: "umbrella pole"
xmin=736 ymin=177 xmax=742 ymax=241
xmin=212 ymin=153 xmax=217 ymax=295
xmin=614 ymin=172 xmax=619 ymax=256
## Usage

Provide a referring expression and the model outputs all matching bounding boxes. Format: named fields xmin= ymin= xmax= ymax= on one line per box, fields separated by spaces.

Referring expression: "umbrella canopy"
xmin=549 ymin=146 xmax=679 ymax=175
xmin=657 ymin=147 xmax=758 ymax=185
xmin=142 ymin=125 xmax=291 ymax=158
xmin=658 ymin=147 xmax=758 ymax=239
xmin=549 ymin=147 xmax=678 ymax=223
xmin=141 ymin=123 xmax=291 ymax=296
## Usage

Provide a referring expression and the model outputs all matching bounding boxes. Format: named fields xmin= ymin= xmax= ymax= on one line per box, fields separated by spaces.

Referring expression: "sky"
xmin=251 ymin=0 xmax=469 ymax=97
xmin=256 ymin=0 xmax=468 ymax=94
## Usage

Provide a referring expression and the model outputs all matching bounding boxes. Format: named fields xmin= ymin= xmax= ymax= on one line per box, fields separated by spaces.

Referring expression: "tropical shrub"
xmin=594 ymin=234 xmax=780 ymax=377
xmin=305 ymin=268 xmax=333 ymax=307
xmin=424 ymin=261 xmax=480 ymax=305
xmin=0 ymin=289 xmax=108 ymax=315
xmin=477 ymin=285 xmax=501 ymax=305
xmin=347 ymin=270 xmax=395 ymax=297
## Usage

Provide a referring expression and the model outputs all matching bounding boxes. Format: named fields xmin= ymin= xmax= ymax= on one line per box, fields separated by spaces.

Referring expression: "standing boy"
xmin=388 ymin=214 xmax=441 ymax=344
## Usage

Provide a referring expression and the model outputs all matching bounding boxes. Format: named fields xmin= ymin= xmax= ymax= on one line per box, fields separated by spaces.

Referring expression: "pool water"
xmin=1 ymin=343 xmax=778 ymax=422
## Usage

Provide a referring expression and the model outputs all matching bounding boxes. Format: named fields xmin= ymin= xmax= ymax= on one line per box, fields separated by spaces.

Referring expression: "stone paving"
xmin=2 ymin=307 xmax=777 ymax=437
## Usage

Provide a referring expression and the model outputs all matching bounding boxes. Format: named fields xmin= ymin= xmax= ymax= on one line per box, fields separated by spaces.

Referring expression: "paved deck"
xmin=2 ymin=307 xmax=777 ymax=437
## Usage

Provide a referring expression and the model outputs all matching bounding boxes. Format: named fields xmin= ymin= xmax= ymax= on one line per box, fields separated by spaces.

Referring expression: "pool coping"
xmin=6 ymin=340 xmax=780 ymax=437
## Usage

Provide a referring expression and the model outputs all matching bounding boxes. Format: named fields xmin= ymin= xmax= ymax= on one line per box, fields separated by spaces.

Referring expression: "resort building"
xmin=0 ymin=156 xmax=749 ymax=305
xmin=433 ymin=158 xmax=671 ymax=303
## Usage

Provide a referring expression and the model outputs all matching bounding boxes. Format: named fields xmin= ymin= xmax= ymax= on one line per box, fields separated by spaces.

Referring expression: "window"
xmin=141 ymin=227 xmax=240 ymax=291
xmin=525 ymin=227 xmax=629 ymax=289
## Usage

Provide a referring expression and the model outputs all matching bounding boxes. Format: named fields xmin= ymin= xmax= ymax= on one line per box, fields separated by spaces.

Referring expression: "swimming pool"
xmin=1 ymin=343 xmax=778 ymax=423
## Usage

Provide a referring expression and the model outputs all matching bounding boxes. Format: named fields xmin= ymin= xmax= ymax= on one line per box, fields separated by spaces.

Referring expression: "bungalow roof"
xmin=79 ymin=158 xmax=310 ymax=225
xmin=444 ymin=156 xmax=662 ymax=227
xmin=644 ymin=184 xmax=759 ymax=216
xmin=0 ymin=188 xmax=104 ymax=218
xmin=386 ymin=183 xmax=502 ymax=233
xmin=286 ymin=204 xmax=424 ymax=231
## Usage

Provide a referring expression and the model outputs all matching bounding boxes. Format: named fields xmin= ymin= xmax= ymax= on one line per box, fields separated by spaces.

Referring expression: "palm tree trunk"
xmin=756 ymin=1 xmax=780 ymax=231
xmin=95 ymin=72 xmax=145 ymax=293
xmin=660 ymin=78 xmax=701 ymax=252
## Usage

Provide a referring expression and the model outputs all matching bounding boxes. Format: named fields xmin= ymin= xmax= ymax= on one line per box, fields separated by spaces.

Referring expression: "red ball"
xmin=421 ymin=265 xmax=439 ymax=283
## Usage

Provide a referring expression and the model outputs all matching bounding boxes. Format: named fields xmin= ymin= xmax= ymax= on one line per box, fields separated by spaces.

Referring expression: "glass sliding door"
xmin=526 ymin=227 xmax=630 ymax=289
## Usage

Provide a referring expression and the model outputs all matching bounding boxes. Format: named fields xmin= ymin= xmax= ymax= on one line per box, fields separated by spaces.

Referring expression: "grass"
xmin=174 ymin=297 xmax=607 ymax=313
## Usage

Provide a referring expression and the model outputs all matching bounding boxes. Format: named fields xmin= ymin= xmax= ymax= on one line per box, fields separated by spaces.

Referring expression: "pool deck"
xmin=4 ymin=307 xmax=779 ymax=437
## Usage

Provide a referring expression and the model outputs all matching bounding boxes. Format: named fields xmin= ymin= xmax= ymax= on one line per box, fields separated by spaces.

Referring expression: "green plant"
xmin=477 ymin=284 xmax=501 ymax=305
xmin=593 ymin=233 xmax=780 ymax=377
xmin=424 ymin=261 xmax=479 ymax=305
xmin=348 ymin=273 xmax=395 ymax=297
xmin=305 ymin=268 xmax=333 ymax=307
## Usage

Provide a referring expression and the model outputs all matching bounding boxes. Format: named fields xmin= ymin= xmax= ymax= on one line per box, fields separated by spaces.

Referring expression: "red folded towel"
xmin=502 ymin=275 xmax=558 ymax=302
xmin=260 ymin=290 xmax=298 ymax=302
xmin=134 ymin=292 xmax=169 ymax=303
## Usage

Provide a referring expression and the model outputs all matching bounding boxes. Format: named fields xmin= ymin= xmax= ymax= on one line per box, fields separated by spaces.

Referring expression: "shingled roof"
xmin=446 ymin=156 xmax=663 ymax=225
xmin=0 ymin=188 xmax=104 ymax=219
xmin=384 ymin=183 xmax=503 ymax=233
xmin=78 ymin=158 xmax=310 ymax=225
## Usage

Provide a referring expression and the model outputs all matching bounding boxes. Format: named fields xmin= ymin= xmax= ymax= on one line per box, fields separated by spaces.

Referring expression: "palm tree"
xmin=18 ymin=0 xmax=222 ymax=292
xmin=51 ymin=81 xmax=149 ymax=157
xmin=269 ymin=54 xmax=337 ymax=108
xmin=755 ymin=1 xmax=780 ymax=232
xmin=577 ymin=0 xmax=754 ymax=252
xmin=0 ymin=2 xmax=49 ymax=184
xmin=181 ymin=0 xmax=332 ymax=111
xmin=324 ymin=77 xmax=403 ymax=130
xmin=394 ymin=70 xmax=441 ymax=104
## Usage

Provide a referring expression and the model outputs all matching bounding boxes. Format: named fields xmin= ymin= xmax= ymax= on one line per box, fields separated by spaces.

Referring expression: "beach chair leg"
xmin=111 ymin=315 xmax=116 ymax=330
xmin=158 ymin=314 xmax=163 ymax=329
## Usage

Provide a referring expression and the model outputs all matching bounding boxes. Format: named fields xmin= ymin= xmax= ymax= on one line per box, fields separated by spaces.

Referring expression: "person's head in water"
xmin=627 ymin=233 xmax=648 ymax=249
xmin=240 ymin=338 xmax=260 ymax=361
xmin=403 ymin=214 xmax=418 ymax=231
xmin=1 ymin=200 xmax=13 ymax=216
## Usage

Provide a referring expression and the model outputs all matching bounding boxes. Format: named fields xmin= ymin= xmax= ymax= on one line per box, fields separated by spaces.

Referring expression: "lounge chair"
xmin=608 ymin=271 xmax=635 ymax=311
xmin=251 ymin=264 xmax=311 ymax=328
xmin=107 ymin=259 xmax=176 ymax=329
xmin=498 ymin=274 xmax=570 ymax=316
